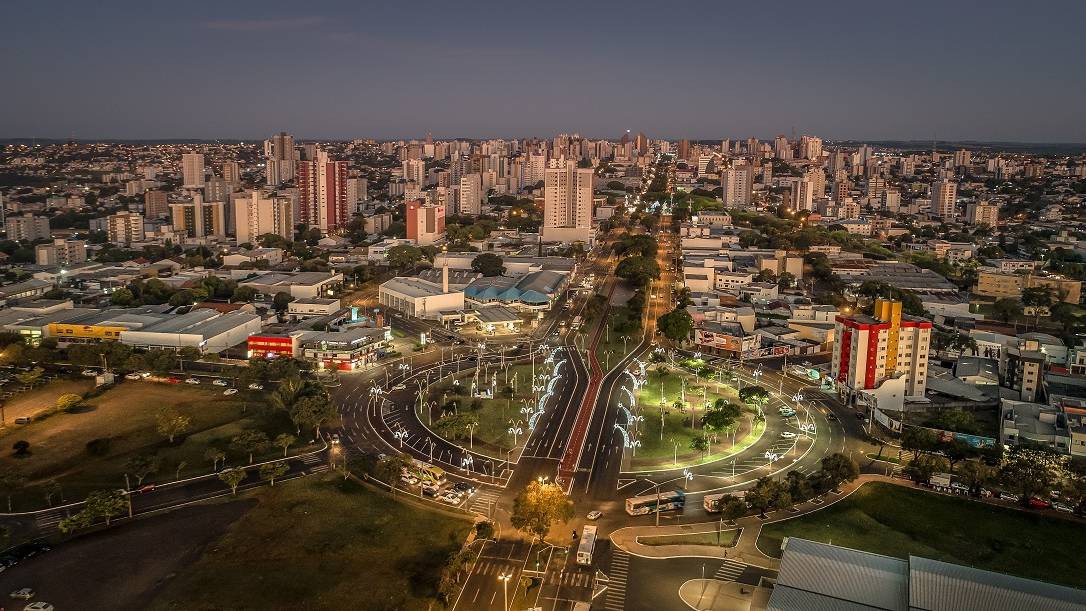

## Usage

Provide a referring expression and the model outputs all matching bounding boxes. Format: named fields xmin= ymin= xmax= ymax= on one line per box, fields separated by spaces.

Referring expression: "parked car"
xmin=780 ymin=431 xmax=797 ymax=439
xmin=999 ymin=491 xmax=1020 ymax=502
xmin=1028 ymin=497 xmax=1052 ymax=509
xmin=587 ymin=510 xmax=603 ymax=520
xmin=24 ymin=602 xmax=55 ymax=611
xmin=81 ymin=369 xmax=97 ymax=377
xmin=1053 ymin=502 xmax=1074 ymax=513
xmin=401 ymin=475 xmax=419 ymax=486
xmin=248 ymin=383 xmax=264 ymax=390
xmin=14 ymin=416 xmax=31 ymax=425
xmin=212 ymin=379 xmax=228 ymax=387
xmin=453 ymin=482 xmax=476 ymax=496
xmin=223 ymin=388 xmax=238 ymax=396
xmin=391 ymin=383 xmax=406 ymax=390
xmin=10 ymin=588 xmax=35 ymax=600
xmin=421 ymin=484 xmax=440 ymax=497
xmin=440 ymin=492 xmax=461 ymax=505
xmin=124 ymin=373 xmax=141 ymax=381
xmin=184 ymin=378 xmax=201 ymax=385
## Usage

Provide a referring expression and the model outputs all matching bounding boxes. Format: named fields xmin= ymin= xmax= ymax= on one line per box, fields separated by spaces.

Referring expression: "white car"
xmin=124 ymin=373 xmax=142 ymax=380
xmin=248 ymin=383 xmax=264 ymax=390
xmin=401 ymin=475 xmax=419 ymax=486
xmin=10 ymin=588 xmax=35 ymax=600
xmin=780 ymin=431 xmax=797 ymax=439
xmin=587 ymin=510 xmax=603 ymax=520
xmin=212 ymin=379 xmax=228 ymax=386
xmin=223 ymin=388 xmax=238 ymax=396
xmin=24 ymin=603 xmax=54 ymax=611
xmin=392 ymin=383 xmax=406 ymax=390
xmin=81 ymin=369 xmax=97 ymax=377
xmin=440 ymin=492 xmax=461 ymax=505
xmin=184 ymin=378 xmax=201 ymax=385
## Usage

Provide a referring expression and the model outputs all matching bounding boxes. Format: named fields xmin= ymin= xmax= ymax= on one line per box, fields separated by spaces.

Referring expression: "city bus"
xmin=412 ymin=460 xmax=446 ymax=484
xmin=625 ymin=489 xmax=686 ymax=516
xmin=576 ymin=525 xmax=597 ymax=566
xmin=571 ymin=315 xmax=583 ymax=330
xmin=703 ymin=491 xmax=747 ymax=513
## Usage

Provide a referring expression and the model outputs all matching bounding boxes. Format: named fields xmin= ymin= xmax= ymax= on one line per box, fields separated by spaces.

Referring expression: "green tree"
xmin=55 ymin=393 xmax=82 ymax=413
xmin=259 ymin=461 xmax=290 ymax=486
xmin=272 ymin=291 xmax=294 ymax=313
xmin=738 ymin=386 xmax=770 ymax=409
xmin=110 ymin=287 xmax=136 ymax=306
xmin=999 ymin=446 xmax=1063 ymax=506
xmin=510 ymin=480 xmax=574 ymax=543
xmin=720 ymin=494 xmax=747 ymax=524
xmin=84 ymin=489 xmax=127 ymax=526
xmin=289 ymin=395 xmax=338 ymax=438
xmin=471 ymin=253 xmax=506 ymax=277
xmin=375 ymin=454 xmax=412 ymax=494
xmin=0 ymin=471 xmax=26 ymax=512
xmin=15 ymin=366 xmax=44 ymax=387
xmin=232 ymin=285 xmax=257 ymax=303
xmin=786 ymin=470 xmax=815 ymax=503
xmin=126 ymin=453 xmax=160 ymax=485
xmin=991 ymin=298 xmax=1023 ymax=323
xmin=614 ymin=255 xmax=660 ymax=287
xmin=156 ymin=407 xmax=192 ymax=444
xmin=657 ymin=308 xmax=693 ymax=342
xmin=901 ymin=427 xmax=939 ymax=461
xmin=904 ymin=454 xmax=948 ymax=485
xmin=219 ymin=467 xmax=247 ymax=495
xmin=386 ymin=244 xmax=425 ymax=270
xmin=818 ymin=453 xmax=859 ymax=490
xmin=274 ymin=433 xmax=296 ymax=457
xmin=231 ymin=430 xmax=270 ymax=464
xmin=204 ymin=447 xmax=226 ymax=472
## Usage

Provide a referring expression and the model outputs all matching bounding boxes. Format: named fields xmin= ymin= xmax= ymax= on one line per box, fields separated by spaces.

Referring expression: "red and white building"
xmin=297 ymin=148 xmax=349 ymax=232
xmin=247 ymin=334 xmax=300 ymax=359
xmin=831 ymin=299 xmax=932 ymax=400
xmin=406 ymin=199 xmax=445 ymax=246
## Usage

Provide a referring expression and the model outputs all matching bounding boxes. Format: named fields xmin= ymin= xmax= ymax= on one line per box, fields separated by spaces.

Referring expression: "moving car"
xmin=10 ymin=588 xmax=35 ymax=600
xmin=184 ymin=377 xmax=201 ymax=385
xmin=24 ymin=603 xmax=54 ymax=611
xmin=587 ymin=510 xmax=603 ymax=520
xmin=248 ymin=383 xmax=264 ymax=390
xmin=780 ymin=431 xmax=797 ymax=439
xmin=223 ymin=388 xmax=238 ymax=396
xmin=212 ymin=379 xmax=228 ymax=386
xmin=136 ymin=484 xmax=156 ymax=493
xmin=999 ymin=491 xmax=1019 ymax=502
xmin=1028 ymin=497 xmax=1052 ymax=509
xmin=124 ymin=373 xmax=141 ymax=380
xmin=391 ymin=383 xmax=406 ymax=390
xmin=81 ymin=369 xmax=97 ymax=377
xmin=779 ymin=408 xmax=796 ymax=418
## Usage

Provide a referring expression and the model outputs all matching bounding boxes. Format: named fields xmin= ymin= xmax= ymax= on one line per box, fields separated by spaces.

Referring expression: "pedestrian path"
xmin=714 ymin=558 xmax=746 ymax=581
xmin=34 ymin=507 xmax=70 ymax=532
xmin=298 ymin=453 xmax=323 ymax=465
xmin=603 ymin=550 xmax=629 ymax=611
xmin=470 ymin=490 xmax=501 ymax=517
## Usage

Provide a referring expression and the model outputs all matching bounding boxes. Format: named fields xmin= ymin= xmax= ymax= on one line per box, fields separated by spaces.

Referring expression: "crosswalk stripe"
xmin=714 ymin=559 xmax=746 ymax=581
xmin=605 ymin=550 xmax=629 ymax=610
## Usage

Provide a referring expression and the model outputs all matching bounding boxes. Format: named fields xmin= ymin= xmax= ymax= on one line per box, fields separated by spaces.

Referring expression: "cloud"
xmin=203 ymin=16 xmax=326 ymax=32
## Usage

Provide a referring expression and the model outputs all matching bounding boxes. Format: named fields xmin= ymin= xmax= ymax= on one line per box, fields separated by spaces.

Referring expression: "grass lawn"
xmin=0 ymin=380 xmax=305 ymax=511
xmin=758 ymin=482 xmax=1086 ymax=589
xmin=629 ymin=367 xmax=759 ymax=469
xmin=637 ymin=529 xmax=740 ymax=547
xmin=148 ymin=475 xmax=472 ymax=611
xmin=427 ymin=363 xmax=544 ymax=458
xmin=0 ymin=378 xmax=95 ymax=425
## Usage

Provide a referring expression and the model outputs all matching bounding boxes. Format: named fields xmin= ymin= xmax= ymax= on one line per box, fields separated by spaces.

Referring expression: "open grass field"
xmin=0 ymin=378 xmax=95 ymax=425
xmin=757 ymin=482 xmax=1086 ymax=589
xmin=148 ymin=475 xmax=472 ymax=611
xmin=0 ymin=380 xmax=306 ymax=511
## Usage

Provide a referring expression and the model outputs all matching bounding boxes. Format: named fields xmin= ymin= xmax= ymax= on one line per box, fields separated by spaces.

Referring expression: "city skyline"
xmin=3 ymin=1 xmax=1085 ymax=142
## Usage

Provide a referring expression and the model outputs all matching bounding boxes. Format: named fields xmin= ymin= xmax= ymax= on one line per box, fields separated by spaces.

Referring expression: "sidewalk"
xmin=610 ymin=474 xmax=900 ymax=570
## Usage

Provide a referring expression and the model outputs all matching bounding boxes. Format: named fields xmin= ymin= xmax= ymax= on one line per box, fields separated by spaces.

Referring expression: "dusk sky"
xmin=3 ymin=0 xmax=1084 ymax=142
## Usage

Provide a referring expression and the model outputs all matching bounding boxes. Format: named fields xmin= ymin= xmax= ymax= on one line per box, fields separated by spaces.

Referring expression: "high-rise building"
xmin=791 ymin=180 xmax=815 ymax=212
xmin=634 ymin=132 xmax=649 ymax=155
xmin=677 ymin=139 xmax=691 ymax=161
xmin=458 ymin=174 xmax=483 ymax=216
xmin=5 ymin=214 xmax=50 ymax=241
xmin=831 ymin=298 xmax=932 ymax=401
xmin=346 ymin=177 xmax=368 ymax=207
xmin=932 ymin=179 xmax=958 ymax=219
xmin=170 ymin=193 xmax=225 ymax=239
xmin=144 ymin=190 xmax=169 ymax=219
xmin=264 ymin=132 xmax=296 ymax=186
xmin=234 ymin=191 xmax=294 ymax=245
xmin=403 ymin=159 xmax=426 ymax=187
xmin=965 ymin=201 xmax=999 ymax=226
xmin=296 ymin=149 xmax=349 ymax=232
xmin=35 ymin=238 xmax=87 ymax=267
xmin=881 ymin=189 xmax=901 ymax=212
xmin=799 ymin=135 xmax=823 ymax=160
xmin=222 ymin=160 xmax=241 ymax=185
xmin=106 ymin=211 xmax=145 ymax=245
xmin=773 ymin=135 xmax=791 ymax=159
xmin=181 ymin=153 xmax=205 ymax=189
xmin=953 ymin=149 xmax=972 ymax=170
xmin=720 ymin=164 xmax=753 ymax=206
xmin=542 ymin=159 xmax=593 ymax=243
xmin=405 ymin=199 xmax=446 ymax=246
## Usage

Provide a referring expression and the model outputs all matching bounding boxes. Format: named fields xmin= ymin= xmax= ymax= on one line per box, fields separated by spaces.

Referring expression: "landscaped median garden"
xmin=626 ymin=360 xmax=767 ymax=470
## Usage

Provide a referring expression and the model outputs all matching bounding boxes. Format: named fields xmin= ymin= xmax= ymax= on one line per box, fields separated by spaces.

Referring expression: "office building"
xmin=932 ymin=179 xmax=957 ymax=219
xmin=720 ymin=164 xmax=753 ymax=206
xmin=406 ymin=199 xmax=446 ymax=246
xmin=264 ymin=132 xmax=296 ymax=185
xmin=296 ymin=148 xmax=349 ymax=232
xmin=105 ymin=211 xmax=145 ymax=245
xmin=459 ymin=173 xmax=483 ymax=216
xmin=542 ymin=159 xmax=593 ymax=243
xmin=35 ymin=238 xmax=87 ymax=267
xmin=235 ymin=191 xmax=294 ymax=245
xmin=831 ymin=298 xmax=932 ymax=399
xmin=144 ymin=190 xmax=169 ymax=218
xmin=5 ymin=214 xmax=50 ymax=241
xmin=181 ymin=152 xmax=205 ymax=189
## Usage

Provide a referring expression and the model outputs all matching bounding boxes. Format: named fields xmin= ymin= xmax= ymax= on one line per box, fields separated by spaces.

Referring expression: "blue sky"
xmin=2 ymin=0 xmax=1084 ymax=141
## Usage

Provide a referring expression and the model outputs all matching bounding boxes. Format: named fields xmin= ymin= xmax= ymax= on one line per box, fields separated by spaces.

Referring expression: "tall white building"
xmin=5 ymin=214 xmax=50 ymax=241
xmin=542 ymin=159 xmax=593 ymax=243
xmin=720 ymin=164 xmax=753 ymax=206
xmin=799 ymin=135 xmax=823 ymax=160
xmin=403 ymin=159 xmax=426 ymax=187
xmin=106 ymin=211 xmax=145 ymax=246
xmin=458 ymin=174 xmax=483 ymax=216
xmin=791 ymin=179 xmax=815 ymax=212
xmin=346 ymin=177 xmax=368 ymax=208
xmin=181 ymin=153 xmax=206 ymax=189
xmin=235 ymin=191 xmax=294 ymax=245
xmin=932 ymin=179 xmax=958 ymax=219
